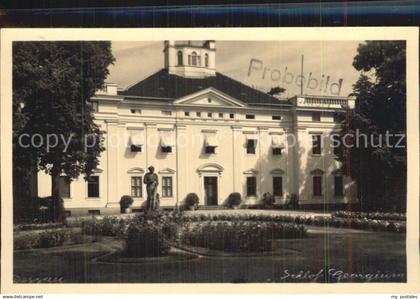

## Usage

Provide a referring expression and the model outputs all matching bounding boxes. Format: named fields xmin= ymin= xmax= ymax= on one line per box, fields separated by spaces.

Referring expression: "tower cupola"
xmin=163 ymin=40 xmax=216 ymax=78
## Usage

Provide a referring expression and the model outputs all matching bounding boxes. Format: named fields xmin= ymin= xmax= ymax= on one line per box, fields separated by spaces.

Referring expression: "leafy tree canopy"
xmin=13 ymin=41 xmax=115 ymax=201
xmin=338 ymin=41 xmax=406 ymax=211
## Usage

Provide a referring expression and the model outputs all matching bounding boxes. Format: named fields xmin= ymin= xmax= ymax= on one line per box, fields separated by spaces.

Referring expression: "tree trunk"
xmin=50 ymin=165 xmax=65 ymax=222
xmin=51 ymin=166 xmax=61 ymax=200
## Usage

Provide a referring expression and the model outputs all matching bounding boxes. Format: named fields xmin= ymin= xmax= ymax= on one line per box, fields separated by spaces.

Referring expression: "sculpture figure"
xmin=143 ymin=166 xmax=159 ymax=211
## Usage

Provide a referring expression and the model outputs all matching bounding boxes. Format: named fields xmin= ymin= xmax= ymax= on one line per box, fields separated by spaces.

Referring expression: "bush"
xmin=262 ymin=192 xmax=274 ymax=208
xmin=38 ymin=229 xmax=68 ymax=248
xmin=14 ymin=233 xmax=40 ymax=250
xmin=81 ymin=216 xmax=126 ymax=237
xmin=123 ymin=213 xmax=176 ymax=257
xmin=14 ymin=228 xmax=90 ymax=250
xmin=181 ymin=221 xmax=307 ymax=252
xmin=101 ymin=216 xmax=126 ymax=236
xmin=332 ymin=211 xmax=406 ymax=221
xmin=227 ymin=192 xmax=242 ymax=208
xmin=184 ymin=193 xmax=199 ymax=210
xmin=30 ymin=196 xmax=66 ymax=224
xmin=81 ymin=219 xmax=101 ymax=235
xmin=130 ymin=211 xmax=180 ymax=241
xmin=120 ymin=195 xmax=134 ymax=212
xmin=289 ymin=193 xmax=299 ymax=210
xmin=14 ymin=222 xmax=65 ymax=232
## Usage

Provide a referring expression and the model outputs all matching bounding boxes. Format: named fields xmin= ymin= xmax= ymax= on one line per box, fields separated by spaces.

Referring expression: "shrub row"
xmin=81 ymin=216 xmax=127 ymax=237
xmin=123 ymin=212 xmax=181 ymax=257
xmin=14 ymin=228 xmax=91 ymax=250
xmin=332 ymin=211 xmax=406 ymax=221
xmin=182 ymin=213 xmax=406 ymax=233
xmin=80 ymin=211 xmax=406 ymax=237
xmin=181 ymin=221 xmax=307 ymax=252
xmin=14 ymin=222 xmax=65 ymax=232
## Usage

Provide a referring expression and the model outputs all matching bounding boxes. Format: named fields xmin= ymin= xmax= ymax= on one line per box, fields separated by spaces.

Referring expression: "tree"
xmin=13 ymin=41 xmax=115 ymax=221
xmin=337 ymin=41 xmax=406 ymax=212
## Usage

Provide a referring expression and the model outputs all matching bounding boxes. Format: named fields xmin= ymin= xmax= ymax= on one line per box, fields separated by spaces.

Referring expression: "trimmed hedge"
xmin=14 ymin=228 xmax=92 ymax=250
xmin=227 ymin=192 xmax=242 ymax=208
xmin=81 ymin=216 xmax=126 ymax=237
xmin=123 ymin=211 xmax=180 ymax=257
xmin=181 ymin=221 xmax=307 ymax=252
xmin=124 ymin=225 xmax=170 ymax=257
xmin=182 ymin=213 xmax=406 ymax=233
xmin=14 ymin=222 xmax=65 ymax=232
xmin=332 ymin=211 xmax=406 ymax=221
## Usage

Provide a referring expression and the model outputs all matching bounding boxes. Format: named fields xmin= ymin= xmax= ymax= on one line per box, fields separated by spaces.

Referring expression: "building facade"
xmin=37 ymin=40 xmax=357 ymax=215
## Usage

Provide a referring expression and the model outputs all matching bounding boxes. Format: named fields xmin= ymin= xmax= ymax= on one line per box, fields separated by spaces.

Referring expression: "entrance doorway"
xmin=204 ymin=176 xmax=218 ymax=206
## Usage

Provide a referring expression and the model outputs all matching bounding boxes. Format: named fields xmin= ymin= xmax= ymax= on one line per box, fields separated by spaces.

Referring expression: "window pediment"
xmin=270 ymin=168 xmax=285 ymax=175
xmin=127 ymin=167 xmax=145 ymax=174
xmin=159 ymin=168 xmax=176 ymax=174
xmin=197 ymin=163 xmax=224 ymax=174
xmin=310 ymin=168 xmax=324 ymax=175
xmin=174 ymin=88 xmax=246 ymax=107
xmin=243 ymin=168 xmax=258 ymax=175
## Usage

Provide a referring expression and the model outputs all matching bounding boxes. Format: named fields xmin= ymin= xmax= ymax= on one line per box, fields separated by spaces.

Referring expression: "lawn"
xmin=14 ymin=223 xmax=406 ymax=283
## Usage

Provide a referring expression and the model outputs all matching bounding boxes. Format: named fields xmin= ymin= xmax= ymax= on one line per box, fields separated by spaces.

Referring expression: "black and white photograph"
xmin=1 ymin=27 xmax=419 ymax=293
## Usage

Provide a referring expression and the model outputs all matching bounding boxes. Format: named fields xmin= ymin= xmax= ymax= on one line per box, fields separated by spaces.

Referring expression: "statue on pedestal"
xmin=143 ymin=166 xmax=159 ymax=211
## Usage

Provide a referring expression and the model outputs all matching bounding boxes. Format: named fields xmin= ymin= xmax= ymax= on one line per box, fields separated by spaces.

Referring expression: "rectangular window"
xmin=184 ymin=111 xmax=190 ymax=117
xmin=131 ymin=176 xmax=142 ymax=197
xmin=229 ymin=113 xmax=234 ymax=119
xmin=87 ymin=176 xmax=100 ymax=198
xmin=130 ymin=145 xmax=142 ymax=152
xmin=334 ymin=175 xmax=344 ymax=196
xmin=246 ymin=139 xmax=256 ymax=154
xmin=272 ymin=115 xmax=281 ymax=120
xmin=312 ymin=134 xmax=322 ymax=155
xmin=246 ymin=114 xmax=255 ymax=119
xmin=130 ymin=108 xmax=141 ymax=114
xmin=207 ymin=112 xmax=212 ymax=118
xmin=162 ymin=110 xmax=172 ymax=116
xmin=312 ymin=111 xmax=321 ymax=122
xmin=205 ymin=146 xmax=216 ymax=154
xmin=196 ymin=112 xmax=202 ymax=117
xmin=313 ymin=176 xmax=322 ymax=196
xmin=161 ymin=146 xmax=172 ymax=153
xmin=247 ymin=177 xmax=257 ymax=196
xmin=58 ymin=176 xmax=70 ymax=198
xmin=272 ymin=148 xmax=282 ymax=155
xmin=218 ymin=113 xmax=224 ymax=118
xmin=162 ymin=176 xmax=173 ymax=198
xmin=273 ymin=177 xmax=283 ymax=196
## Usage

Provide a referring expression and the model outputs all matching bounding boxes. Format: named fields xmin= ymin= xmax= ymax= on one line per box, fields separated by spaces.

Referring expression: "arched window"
xmin=177 ymin=51 xmax=183 ymax=66
xmin=205 ymin=53 xmax=209 ymax=67
xmin=191 ymin=51 xmax=197 ymax=66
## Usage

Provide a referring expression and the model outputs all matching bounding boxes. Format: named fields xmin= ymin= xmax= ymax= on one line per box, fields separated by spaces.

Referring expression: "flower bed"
xmin=123 ymin=212 xmax=180 ymax=257
xmin=14 ymin=222 xmax=66 ymax=232
xmin=332 ymin=211 xmax=406 ymax=221
xmin=181 ymin=221 xmax=307 ymax=252
xmin=182 ymin=213 xmax=405 ymax=233
xmin=81 ymin=216 xmax=126 ymax=237
xmin=14 ymin=228 xmax=93 ymax=250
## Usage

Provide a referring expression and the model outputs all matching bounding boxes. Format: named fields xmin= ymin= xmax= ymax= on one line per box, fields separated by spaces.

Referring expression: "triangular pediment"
xmin=174 ymin=88 xmax=246 ymax=107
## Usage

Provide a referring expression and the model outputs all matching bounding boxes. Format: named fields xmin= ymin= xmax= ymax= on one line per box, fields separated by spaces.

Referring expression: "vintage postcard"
xmin=1 ymin=27 xmax=419 ymax=294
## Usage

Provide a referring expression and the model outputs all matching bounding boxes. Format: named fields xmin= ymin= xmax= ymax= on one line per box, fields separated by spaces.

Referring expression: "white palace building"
xmin=38 ymin=40 xmax=357 ymax=215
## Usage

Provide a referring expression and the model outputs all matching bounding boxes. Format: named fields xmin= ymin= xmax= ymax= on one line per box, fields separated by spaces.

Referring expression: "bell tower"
xmin=163 ymin=40 xmax=216 ymax=78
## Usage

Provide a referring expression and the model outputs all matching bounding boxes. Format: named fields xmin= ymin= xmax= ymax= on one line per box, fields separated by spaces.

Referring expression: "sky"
xmin=107 ymin=40 xmax=364 ymax=98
